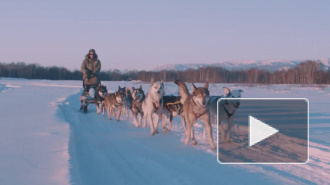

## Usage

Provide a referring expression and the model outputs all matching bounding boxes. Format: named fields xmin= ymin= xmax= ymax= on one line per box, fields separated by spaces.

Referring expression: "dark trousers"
xmin=83 ymin=83 xmax=99 ymax=94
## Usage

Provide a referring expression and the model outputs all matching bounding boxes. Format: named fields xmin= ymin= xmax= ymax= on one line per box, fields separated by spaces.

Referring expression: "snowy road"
xmin=1 ymin=79 xmax=330 ymax=185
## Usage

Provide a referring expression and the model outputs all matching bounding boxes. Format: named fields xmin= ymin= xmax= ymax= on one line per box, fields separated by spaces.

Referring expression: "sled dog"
xmin=94 ymin=84 xmax=108 ymax=114
xmin=142 ymin=79 xmax=165 ymax=135
xmin=104 ymin=91 xmax=124 ymax=121
xmin=175 ymin=80 xmax=216 ymax=150
xmin=130 ymin=85 xmax=145 ymax=127
xmin=207 ymin=87 xmax=243 ymax=143
xmin=161 ymin=95 xmax=183 ymax=133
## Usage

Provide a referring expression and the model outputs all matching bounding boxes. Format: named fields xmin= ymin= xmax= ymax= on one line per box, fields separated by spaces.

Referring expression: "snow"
xmin=0 ymin=78 xmax=329 ymax=185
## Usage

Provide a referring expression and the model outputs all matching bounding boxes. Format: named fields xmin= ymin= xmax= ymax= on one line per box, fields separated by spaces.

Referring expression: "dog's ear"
xmin=192 ymin=83 xmax=197 ymax=93
xmin=118 ymin=86 xmax=121 ymax=90
xmin=223 ymin=87 xmax=231 ymax=96
xmin=139 ymin=85 xmax=142 ymax=89
xmin=204 ymin=81 xmax=209 ymax=89
xmin=151 ymin=78 xmax=154 ymax=86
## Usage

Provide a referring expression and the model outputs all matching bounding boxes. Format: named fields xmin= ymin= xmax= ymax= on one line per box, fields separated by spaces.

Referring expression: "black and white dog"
xmin=130 ymin=85 xmax=145 ymax=127
xmin=207 ymin=87 xmax=243 ymax=143
xmin=94 ymin=84 xmax=108 ymax=114
xmin=161 ymin=95 xmax=183 ymax=133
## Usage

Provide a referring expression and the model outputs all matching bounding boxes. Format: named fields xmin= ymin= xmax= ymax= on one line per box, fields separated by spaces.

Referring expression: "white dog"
xmin=142 ymin=79 xmax=165 ymax=135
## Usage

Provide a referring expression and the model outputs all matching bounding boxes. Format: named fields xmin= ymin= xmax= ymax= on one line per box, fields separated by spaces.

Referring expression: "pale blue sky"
xmin=1 ymin=0 xmax=329 ymax=71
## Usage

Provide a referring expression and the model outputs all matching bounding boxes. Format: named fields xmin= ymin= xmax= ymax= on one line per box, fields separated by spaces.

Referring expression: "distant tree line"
xmin=0 ymin=60 xmax=329 ymax=84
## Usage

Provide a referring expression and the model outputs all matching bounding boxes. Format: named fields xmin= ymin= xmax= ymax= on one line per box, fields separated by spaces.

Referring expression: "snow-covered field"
xmin=0 ymin=78 xmax=329 ymax=185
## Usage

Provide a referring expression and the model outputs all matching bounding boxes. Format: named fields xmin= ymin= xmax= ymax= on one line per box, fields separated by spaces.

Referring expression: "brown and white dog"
xmin=104 ymin=91 xmax=124 ymax=121
xmin=142 ymin=79 xmax=165 ymax=135
xmin=175 ymin=80 xmax=216 ymax=150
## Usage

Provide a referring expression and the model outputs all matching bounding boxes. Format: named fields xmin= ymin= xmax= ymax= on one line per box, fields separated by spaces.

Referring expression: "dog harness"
xmin=152 ymin=98 xmax=163 ymax=111
xmin=223 ymin=100 xmax=237 ymax=118
xmin=190 ymin=96 xmax=207 ymax=119
xmin=165 ymin=100 xmax=182 ymax=114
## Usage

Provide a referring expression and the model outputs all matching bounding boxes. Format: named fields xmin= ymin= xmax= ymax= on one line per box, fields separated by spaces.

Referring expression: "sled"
xmin=79 ymin=92 xmax=95 ymax=112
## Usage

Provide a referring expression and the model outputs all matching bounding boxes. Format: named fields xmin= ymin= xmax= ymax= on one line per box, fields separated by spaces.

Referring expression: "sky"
xmin=1 ymin=0 xmax=330 ymax=71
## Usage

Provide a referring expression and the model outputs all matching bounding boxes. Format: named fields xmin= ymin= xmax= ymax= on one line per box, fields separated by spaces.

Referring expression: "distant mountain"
xmin=154 ymin=59 xmax=330 ymax=72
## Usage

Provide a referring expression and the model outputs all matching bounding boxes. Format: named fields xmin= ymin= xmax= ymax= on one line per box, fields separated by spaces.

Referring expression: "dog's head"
xmin=115 ymin=92 xmax=124 ymax=104
xmin=150 ymin=78 xmax=165 ymax=100
xmin=132 ymin=85 xmax=145 ymax=102
xmin=192 ymin=82 xmax=210 ymax=108
xmin=96 ymin=84 xmax=108 ymax=98
xmin=223 ymin=87 xmax=243 ymax=108
xmin=118 ymin=86 xmax=126 ymax=97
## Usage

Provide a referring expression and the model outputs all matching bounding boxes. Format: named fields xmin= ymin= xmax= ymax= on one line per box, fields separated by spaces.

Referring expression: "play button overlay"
xmin=217 ymin=98 xmax=309 ymax=164
xmin=249 ymin=116 xmax=279 ymax=147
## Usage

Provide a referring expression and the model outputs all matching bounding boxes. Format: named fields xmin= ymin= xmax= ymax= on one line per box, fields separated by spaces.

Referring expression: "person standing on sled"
xmin=81 ymin=49 xmax=101 ymax=95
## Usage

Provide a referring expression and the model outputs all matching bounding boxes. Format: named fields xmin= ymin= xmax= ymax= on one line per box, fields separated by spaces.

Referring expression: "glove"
xmin=86 ymin=71 xmax=92 ymax=76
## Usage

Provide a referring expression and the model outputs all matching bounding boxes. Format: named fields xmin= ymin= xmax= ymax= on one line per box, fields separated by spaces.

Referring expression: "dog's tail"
xmin=174 ymin=80 xmax=189 ymax=104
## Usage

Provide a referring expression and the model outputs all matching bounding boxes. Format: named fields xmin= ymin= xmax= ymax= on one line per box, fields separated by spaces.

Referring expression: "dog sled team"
xmin=80 ymin=78 xmax=243 ymax=150
xmin=79 ymin=49 xmax=243 ymax=150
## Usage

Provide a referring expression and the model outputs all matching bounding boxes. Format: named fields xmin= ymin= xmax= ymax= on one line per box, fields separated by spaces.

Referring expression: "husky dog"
xmin=122 ymin=88 xmax=133 ymax=118
xmin=161 ymin=95 xmax=183 ymax=133
xmin=130 ymin=85 xmax=145 ymax=127
xmin=175 ymin=80 xmax=216 ymax=150
xmin=104 ymin=91 xmax=124 ymax=121
xmin=94 ymin=84 xmax=108 ymax=114
xmin=207 ymin=87 xmax=243 ymax=143
xmin=142 ymin=79 xmax=165 ymax=135
xmin=117 ymin=86 xmax=131 ymax=118
xmin=117 ymin=86 xmax=126 ymax=97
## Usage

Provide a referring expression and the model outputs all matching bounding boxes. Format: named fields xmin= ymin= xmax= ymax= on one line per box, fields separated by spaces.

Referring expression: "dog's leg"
xmin=168 ymin=114 xmax=173 ymax=131
xmin=185 ymin=117 xmax=192 ymax=145
xmin=147 ymin=113 xmax=155 ymax=135
xmin=102 ymin=102 xmax=105 ymax=115
xmin=111 ymin=106 xmax=116 ymax=118
xmin=107 ymin=106 xmax=111 ymax=120
xmin=142 ymin=112 xmax=147 ymax=128
xmin=133 ymin=112 xmax=138 ymax=127
xmin=117 ymin=106 xmax=122 ymax=122
xmin=96 ymin=102 xmax=100 ymax=114
xmin=181 ymin=116 xmax=187 ymax=135
xmin=139 ymin=112 xmax=144 ymax=127
xmin=200 ymin=114 xmax=216 ymax=150
xmin=161 ymin=113 xmax=169 ymax=133
xmin=191 ymin=125 xmax=197 ymax=145
xmin=203 ymin=126 xmax=207 ymax=140
xmin=126 ymin=107 xmax=130 ymax=118
xmin=218 ymin=122 xmax=226 ymax=143
xmin=153 ymin=113 xmax=160 ymax=134
xmin=225 ymin=116 xmax=234 ymax=142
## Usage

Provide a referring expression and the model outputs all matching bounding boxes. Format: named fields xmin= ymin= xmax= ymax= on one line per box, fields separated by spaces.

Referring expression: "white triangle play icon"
xmin=249 ymin=116 xmax=279 ymax=147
